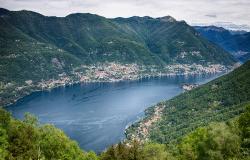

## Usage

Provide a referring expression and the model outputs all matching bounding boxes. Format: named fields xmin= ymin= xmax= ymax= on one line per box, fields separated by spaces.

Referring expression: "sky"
xmin=0 ymin=0 xmax=250 ymax=30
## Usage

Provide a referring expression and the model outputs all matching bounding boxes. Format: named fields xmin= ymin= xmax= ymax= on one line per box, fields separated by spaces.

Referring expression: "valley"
xmin=0 ymin=5 xmax=249 ymax=160
xmin=0 ymin=8 xmax=237 ymax=106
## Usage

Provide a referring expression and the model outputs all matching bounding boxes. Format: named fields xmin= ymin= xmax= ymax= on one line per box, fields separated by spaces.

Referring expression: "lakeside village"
xmin=125 ymin=104 xmax=165 ymax=143
xmin=125 ymin=81 xmax=200 ymax=143
xmin=0 ymin=62 xmax=238 ymax=106
xmin=37 ymin=62 xmax=230 ymax=89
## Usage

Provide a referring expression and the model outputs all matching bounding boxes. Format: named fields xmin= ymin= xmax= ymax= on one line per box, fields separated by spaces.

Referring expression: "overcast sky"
xmin=0 ymin=0 xmax=249 ymax=28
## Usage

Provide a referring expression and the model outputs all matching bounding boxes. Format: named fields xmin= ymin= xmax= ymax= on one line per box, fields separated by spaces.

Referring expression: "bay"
xmin=6 ymin=74 xmax=222 ymax=152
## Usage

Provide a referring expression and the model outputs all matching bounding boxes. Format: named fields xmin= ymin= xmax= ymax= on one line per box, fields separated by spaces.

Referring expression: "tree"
xmin=0 ymin=126 xmax=9 ymax=160
xmin=202 ymin=123 xmax=241 ymax=159
xmin=239 ymin=104 xmax=250 ymax=156
xmin=85 ymin=151 xmax=99 ymax=160
xmin=0 ymin=108 xmax=11 ymax=128
xmin=142 ymin=143 xmax=174 ymax=160
xmin=100 ymin=145 xmax=117 ymax=160
xmin=23 ymin=112 xmax=38 ymax=127
xmin=39 ymin=124 xmax=88 ymax=160
xmin=7 ymin=120 xmax=40 ymax=160
xmin=179 ymin=127 xmax=208 ymax=160
xmin=179 ymin=123 xmax=241 ymax=160
xmin=128 ymin=140 xmax=143 ymax=160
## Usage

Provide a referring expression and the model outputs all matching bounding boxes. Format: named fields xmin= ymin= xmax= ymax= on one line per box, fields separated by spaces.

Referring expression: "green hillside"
xmin=2 ymin=101 xmax=249 ymax=159
xmin=113 ymin=16 xmax=234 ymax=64
xmin=102 ymin=104 xmax=250 ymax=159
xmin=0 ymin=8 xmax=235 ymax=66
xmin=0 ymin=8 xmax=236 ymax=106
xmin=0 ymin=8 xmax=236 ymax=70
xmin=0 ymin=18 xmax=81 ymax=83
xmin=127 ymin=60 xmax=250 ymax=144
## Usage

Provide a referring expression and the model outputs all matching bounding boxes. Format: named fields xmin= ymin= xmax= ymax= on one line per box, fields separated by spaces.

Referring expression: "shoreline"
xmin=2 ymin=62 xmax=240 ymax=107
xmin=3 ymin=67 xmax=239 ymax=152
xmin=4 ymin=71 xmax=227 ymax=108
xmin=123 ymin=70 xmax=239 ymax=142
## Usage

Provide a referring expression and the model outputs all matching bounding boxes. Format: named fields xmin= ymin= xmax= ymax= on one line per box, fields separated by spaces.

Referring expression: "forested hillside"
xmin=127 ymin=60 xmax=250 ymax=145
xmin=1 ymin=103 xmax=249 ymax=159
xmin=0 ymin=8 xmax=235 ymax=68
xmin=102 ymin=104 xmax=250 ymax=160
xmin=1 ymin=60 xmax=249 ymax=159
xmin=0 ymin=8 xmax=237 ymax=106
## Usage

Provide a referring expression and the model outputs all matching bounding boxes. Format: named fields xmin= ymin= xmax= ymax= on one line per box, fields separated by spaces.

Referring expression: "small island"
xmin=181 ymin=83 xmax=199 ymax=91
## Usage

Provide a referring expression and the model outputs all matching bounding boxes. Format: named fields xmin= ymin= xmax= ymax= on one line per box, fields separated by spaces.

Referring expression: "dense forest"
xmin=0 ymin=8 xmax=238 ymax=107
xmin=0 ymin=61 xmax=249 ymax=159
xmin=0 ymin=103 xmax=249 ymax=159
xmin=101 ymin=103 xmax=250 ymax=160
xmin=127 ymin=60 xmax=250 ymax=145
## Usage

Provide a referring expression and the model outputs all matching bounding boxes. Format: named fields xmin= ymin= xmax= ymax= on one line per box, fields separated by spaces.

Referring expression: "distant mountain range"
xmin=192 ymin=22 xmax=250 ymax=32
xmin=194 ymin=26 xmax=250 ymax=62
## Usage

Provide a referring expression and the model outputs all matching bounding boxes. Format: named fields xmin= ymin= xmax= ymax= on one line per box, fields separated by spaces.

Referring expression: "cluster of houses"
xmin=128 ymin=105 xmax=165 ymax=142
xmin=20 ymin=62 xmax=231 ymax=94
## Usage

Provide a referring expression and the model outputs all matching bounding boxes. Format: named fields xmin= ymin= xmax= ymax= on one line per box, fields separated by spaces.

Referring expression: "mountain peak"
xmin=157 ymin=16 xmax=176 ymax=22
xmin=0 ymin=8 xmax=10 ymax=15
xmin=195 ymin=25 xmax=228 ymax=32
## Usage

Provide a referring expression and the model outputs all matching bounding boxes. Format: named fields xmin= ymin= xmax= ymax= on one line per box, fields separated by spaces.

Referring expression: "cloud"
xmin=0 ymin=0 xmax=249 ymax=27
xmin=205 ymin=14 xmax=217 ymax=18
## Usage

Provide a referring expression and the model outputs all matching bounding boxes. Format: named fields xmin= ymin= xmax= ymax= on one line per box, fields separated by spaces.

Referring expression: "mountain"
xmin=127 ymin=60 xmax=250 ymax=144
xmin=192 ymin=22 xmax=250 ymax=32
xmin=194 ymin=26 xmax=250 ymax=62
xmin=0 ymin=8 xmax=236 ymax=106
xmin=0 ymin=9 xmax=235 ymax=66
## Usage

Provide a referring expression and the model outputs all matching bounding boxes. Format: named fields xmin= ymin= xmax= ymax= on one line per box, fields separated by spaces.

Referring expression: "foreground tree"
xmin=239 ymin=104 xmax=250 ymax=157
xmin=0 ymin=109 xmax=99 ymax=160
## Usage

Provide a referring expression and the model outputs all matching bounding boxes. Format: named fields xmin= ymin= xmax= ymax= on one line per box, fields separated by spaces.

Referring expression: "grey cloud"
xmin=0 ymin=0 xmax=249 ymax=27
xmin=205 ymin=14 xmax=217 ymax=18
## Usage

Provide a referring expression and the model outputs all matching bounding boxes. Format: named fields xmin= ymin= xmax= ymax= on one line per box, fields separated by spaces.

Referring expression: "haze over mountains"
xmin=195 ymin=26 xmax=250 ymax=62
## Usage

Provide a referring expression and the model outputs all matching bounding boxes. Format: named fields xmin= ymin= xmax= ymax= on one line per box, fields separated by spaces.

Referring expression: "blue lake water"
xmin=6 ymin=74 xmax=222 ymax=152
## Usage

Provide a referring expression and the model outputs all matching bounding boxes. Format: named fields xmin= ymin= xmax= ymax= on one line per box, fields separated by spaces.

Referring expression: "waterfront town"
xmin=126 ymin=104 xmax=165 ymax=142
xmin=0 ymin=62 xmax=236 ymax=106
xmin=37 ymin=62 xmax=230 ymax=89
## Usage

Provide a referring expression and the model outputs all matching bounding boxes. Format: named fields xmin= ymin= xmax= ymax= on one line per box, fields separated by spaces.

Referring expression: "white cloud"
xmin=0 ymin=0 xmax=249 ymax=27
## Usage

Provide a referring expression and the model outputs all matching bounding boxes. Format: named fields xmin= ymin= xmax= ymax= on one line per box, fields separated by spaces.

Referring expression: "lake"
xmin=6 ymin=74 xmax=222 ymax=152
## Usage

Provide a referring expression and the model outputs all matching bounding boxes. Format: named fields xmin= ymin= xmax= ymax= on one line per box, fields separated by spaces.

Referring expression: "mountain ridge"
xmin=195 ymin=25 xmax=250 ymax=62
xmin=0 ymin=8 xmax=237 ymax=106
xmin=0 ymin=8 xmax=236 ymax=65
